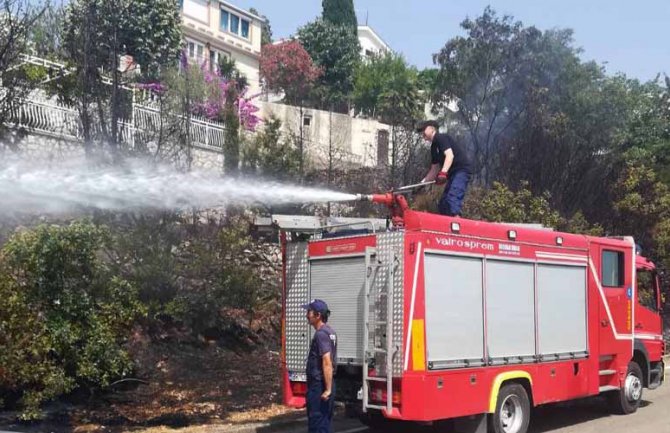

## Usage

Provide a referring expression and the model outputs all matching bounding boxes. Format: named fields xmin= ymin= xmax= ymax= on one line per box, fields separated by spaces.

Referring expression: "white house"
xmin=259 ymin=101 xmax=392 ymax=169
xmin=357 ymin=25 xmax=390 ymax=59
xmin=180 ymin=0 xmax=265 ymax=94
xmin=179 ymin=2 xmax=395 ymax=168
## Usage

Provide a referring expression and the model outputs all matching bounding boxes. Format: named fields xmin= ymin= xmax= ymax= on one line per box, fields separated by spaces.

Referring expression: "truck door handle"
xmin=635 ymin=323 xmax=643 ymax=330
xmin=601 ymin=319 xmax=609 ymax=327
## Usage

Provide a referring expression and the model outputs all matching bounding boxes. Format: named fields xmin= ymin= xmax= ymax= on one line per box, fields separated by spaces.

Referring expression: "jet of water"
xmin=0 ymin=158 xmax=359 ymax=215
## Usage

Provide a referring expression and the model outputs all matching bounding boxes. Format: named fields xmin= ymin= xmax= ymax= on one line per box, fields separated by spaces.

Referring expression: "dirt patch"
xmin=1 ymin=328 xmax=303 ymax=433
xmin=70 ymin=336 xmax=299 ymax=432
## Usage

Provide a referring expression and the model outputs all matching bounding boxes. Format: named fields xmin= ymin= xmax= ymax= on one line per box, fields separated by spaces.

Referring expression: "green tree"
xmin=219 ymin=55 xmax=249 ymax=90
xmin=322 ymin=0 xmax=357 ymax=34
xmin=500 ymin=68 xmax=633 ymax=216
xmin=62 ymin=0 xmax=182 ymax=155
xmin=218 ymin=58 xmax=248 ymax=176
xmin=414 ymin=181 xmax=602 ymax=235
xmin=241 ymin=116 xmax=301 ymax=181
xmin=298 ymin=19 xmax=360 ymax=111
xmin=63 ymin=0 xmax=128 ymax=153
xmin=0 ymin=0 xmax=46 ymax=141
xmin=0 ymin=222 xmax=144 ymax=419
xmin=123 ymin=0 xmax=183 ymax=79
xmin=432 ymin=7 xmax=543 ymax=184
xmin=28 ymin=1 xmax=67 ymax=59
xmin=139 ymin=63 xmax=210 ymax=168
xmin=621 ymin=77 xmax=670 ymax=182
xmin=432 ymin=7 xmax=640 ymax=220
xmin=353 ymin=52 xmax=425 ymax=186
xmin=354 ymin=52 xmax=422 ymax=124
xmin=417 ymin=68 xmax=438 ymax=94
xmin=610 ymin=162 xmax=670 ymax=270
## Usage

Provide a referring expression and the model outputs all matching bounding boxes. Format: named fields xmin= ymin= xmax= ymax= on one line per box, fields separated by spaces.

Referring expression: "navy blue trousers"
xmin=438 ymin=171 xmax=471 ymax=216
xmin=306 ymin=381 xmax=335 ymax=433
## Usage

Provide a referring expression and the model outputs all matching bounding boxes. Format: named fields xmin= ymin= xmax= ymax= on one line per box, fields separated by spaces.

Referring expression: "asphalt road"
xmin=288 ymin=371 xmax=670 ymax=433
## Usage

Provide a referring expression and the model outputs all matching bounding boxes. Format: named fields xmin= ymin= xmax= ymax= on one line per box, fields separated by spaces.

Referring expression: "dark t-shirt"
xmin=306 ymin=324 xmax=337 ymax=384
xmin=431 ymin=133 xmax=472 ymax=175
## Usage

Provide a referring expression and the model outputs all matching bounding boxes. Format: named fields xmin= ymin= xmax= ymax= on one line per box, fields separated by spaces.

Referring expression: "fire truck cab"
xmin=280 ymin=196 xmax=666 ymax=433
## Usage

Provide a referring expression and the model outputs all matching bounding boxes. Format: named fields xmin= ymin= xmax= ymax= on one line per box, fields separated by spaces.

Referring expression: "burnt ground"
xmin=0 ymin=320 xmax=302 ymax=433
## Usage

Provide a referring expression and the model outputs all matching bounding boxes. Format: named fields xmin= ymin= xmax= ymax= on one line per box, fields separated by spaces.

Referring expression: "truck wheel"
xmin=489 ymin=383 xmax=531 ymax=433
xmin=607 ymin=361 xmax=643 ymax=415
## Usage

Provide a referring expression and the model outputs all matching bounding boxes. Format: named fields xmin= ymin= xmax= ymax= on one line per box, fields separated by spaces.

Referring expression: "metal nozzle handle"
xmin=392 ymin=181 xmax=435 ymax=193
xmin=354 ymin=181 xmax=434 ymax=201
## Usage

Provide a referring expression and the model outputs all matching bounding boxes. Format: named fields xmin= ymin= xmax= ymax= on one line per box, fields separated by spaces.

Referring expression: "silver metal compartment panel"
xmin=285 ymin=242 xmax=310 ymax=376
xmin=486 ymin=260 xmax=536 ymax=358
xmin=537 ymin=264 xmax=587 ymax=355
xmin=310 ymin=256 xmax=367 ymax=363
xmin=424 ymin=254 xmax=484 ymax=363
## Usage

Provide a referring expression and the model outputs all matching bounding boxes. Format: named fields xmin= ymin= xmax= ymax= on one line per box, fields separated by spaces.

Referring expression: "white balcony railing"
xmin=5 ymin=95 xmax=226 ymax=152
xmin=7 ymin=98 xmax=81 ymax=139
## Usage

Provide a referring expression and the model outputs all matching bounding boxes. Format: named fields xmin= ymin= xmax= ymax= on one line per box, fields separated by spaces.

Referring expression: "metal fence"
xmin=7 ymin=98 xmax=81 ymax=139
xmin=132 ymin=103 xmax=226 ymax=151
xmin=5 ymin=96 xmax=226 ymax=151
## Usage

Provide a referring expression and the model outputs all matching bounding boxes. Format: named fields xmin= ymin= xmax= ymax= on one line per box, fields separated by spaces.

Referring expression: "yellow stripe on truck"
xmin=488 ymin=371 xmax=533 ymax=413
xmin=411 ymin=319 xmax=425 ymax=371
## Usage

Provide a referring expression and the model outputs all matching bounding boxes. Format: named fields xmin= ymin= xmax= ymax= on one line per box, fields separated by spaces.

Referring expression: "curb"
xmin=209 ymin=418 xmax=307 ymax=433
xmin=205 ymin=405 xmax=347 ymax=433
xmin=207 ymin=416 xmax=307 ymax=433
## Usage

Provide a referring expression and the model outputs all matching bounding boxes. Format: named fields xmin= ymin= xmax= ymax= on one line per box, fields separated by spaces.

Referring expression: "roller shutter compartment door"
xmin=310 ymin=257 xmax=367 ymax=363
xmin=424 ymin=254 xmax=484 ymax=366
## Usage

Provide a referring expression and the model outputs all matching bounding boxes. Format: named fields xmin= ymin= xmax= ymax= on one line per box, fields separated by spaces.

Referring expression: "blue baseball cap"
xmin=301 ymin=299 xmax=330 ymax=315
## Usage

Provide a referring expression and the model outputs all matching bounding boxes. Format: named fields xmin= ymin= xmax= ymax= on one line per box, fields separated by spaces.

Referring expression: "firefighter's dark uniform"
xmin=306 ymin=323 xmax=337 ymax=433
xmin=430 ymin=133 xmax=473 ymax=216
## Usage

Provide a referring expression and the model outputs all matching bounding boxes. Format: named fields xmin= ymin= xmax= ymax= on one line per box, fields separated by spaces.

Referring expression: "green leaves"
xmin=64 ymin=0 xmax=182 ymax=80
xmin=241 ymin=116 xmax=301 ymax=181
xmin=353 ymin=52 xmax=424 ymax=125
xmin=322 ymin=0 xmax=357 ymax=34
xmin=611 ymin=162 xmax=670 ymax=269
xmin=123 ymin=0 xmax=183 ymax=79
xmin=298 ymin=19 xmax=361 ymax=110
xmin=414 ymin=182 xmax=603 ymax=236
xmin=0 ymin=222 xmax=143 ymax=419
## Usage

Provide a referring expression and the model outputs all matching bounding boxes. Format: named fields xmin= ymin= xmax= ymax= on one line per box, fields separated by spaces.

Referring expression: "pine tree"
xmin=322 ymin=0 xmax=357 ymax=34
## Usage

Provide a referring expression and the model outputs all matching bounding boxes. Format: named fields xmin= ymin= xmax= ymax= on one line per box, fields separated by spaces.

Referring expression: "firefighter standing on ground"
xmin=417 ymin=120 xmax=473 ymax=216
xmin=302 ymin=299 xmax=337 ymax=433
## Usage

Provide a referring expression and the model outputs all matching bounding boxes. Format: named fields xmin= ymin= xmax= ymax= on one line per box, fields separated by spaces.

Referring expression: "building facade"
xmin=357 ymin=25 xmax=390 ymax=59
xmin=181 ymin=0 xmax=264 ymax=94
xmin=180 ymin=2 xmax=394 ymax=169
xmin=259 ymin=101 xmax=391 ymax=168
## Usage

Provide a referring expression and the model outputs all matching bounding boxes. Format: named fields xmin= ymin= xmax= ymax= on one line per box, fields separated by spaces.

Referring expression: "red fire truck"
xmin=280 ymin=193 xmax=666 ymax=433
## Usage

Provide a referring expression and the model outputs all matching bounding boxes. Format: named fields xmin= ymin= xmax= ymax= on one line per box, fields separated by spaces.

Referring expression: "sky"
xmin=234 ymin=0 xmax=669 ymax=82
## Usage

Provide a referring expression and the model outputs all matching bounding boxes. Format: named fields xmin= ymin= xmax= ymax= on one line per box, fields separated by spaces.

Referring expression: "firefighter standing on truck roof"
xmin=302 ymin=299 xmax=338 ymax=433
xmin=417 ymin=120 xmax=473 ymax=216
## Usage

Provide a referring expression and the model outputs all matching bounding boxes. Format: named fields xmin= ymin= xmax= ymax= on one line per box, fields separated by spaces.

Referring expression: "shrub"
xmin=0 ymin=221 xmax=144 ymax=419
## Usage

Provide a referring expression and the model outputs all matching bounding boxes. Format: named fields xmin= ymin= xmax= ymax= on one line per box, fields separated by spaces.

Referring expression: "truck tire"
xmin=489 ymin=383 xmax=531 ymax=433
xmin=607 ymin=361 xmax=643 ymax=415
